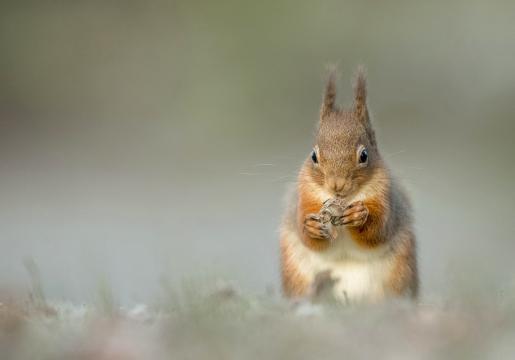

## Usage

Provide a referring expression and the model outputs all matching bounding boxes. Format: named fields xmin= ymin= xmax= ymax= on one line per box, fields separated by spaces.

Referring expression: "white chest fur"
xmin=326 ymin=252 xmax=392 ymax=303
xmin=285 ymin=226 xmax=394 ymax=303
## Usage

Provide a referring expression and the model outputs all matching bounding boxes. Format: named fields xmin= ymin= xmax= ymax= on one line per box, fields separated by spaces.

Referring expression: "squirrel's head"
xmin=307 ymin=67 xmax=381 ymax=197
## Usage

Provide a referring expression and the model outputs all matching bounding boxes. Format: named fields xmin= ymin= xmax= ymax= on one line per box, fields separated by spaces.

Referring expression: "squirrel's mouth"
xmin=333 ymin=185 xmax=358 ymax=200
xmin=326 ymin=184 xmax=353 ymax=198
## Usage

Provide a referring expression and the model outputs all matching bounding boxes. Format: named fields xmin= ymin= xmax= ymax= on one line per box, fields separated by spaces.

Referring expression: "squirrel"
xmin=280 ymin=67 xmax=418 ymax=304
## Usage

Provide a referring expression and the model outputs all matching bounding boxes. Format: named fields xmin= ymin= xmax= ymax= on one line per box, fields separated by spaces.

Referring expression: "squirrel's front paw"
xmin=303 ymin=214 xmax=336 ymax=241
xmin=333 ymin=201 xmax=369 ymax=227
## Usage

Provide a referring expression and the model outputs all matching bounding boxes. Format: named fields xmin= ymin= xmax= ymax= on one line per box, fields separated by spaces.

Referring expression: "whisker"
xmin=400 ymin=166 xmax=425 ymax=171
xmin=384 ymin=150 xmax=406 ymax=158
xmin=251 ymin=163 xmax=277 ymax=168
xmin=268 ymin=175 xmax=297 ymax=183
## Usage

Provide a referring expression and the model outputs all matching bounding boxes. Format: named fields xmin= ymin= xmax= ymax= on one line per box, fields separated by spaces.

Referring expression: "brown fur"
xmin=388 ymin=231 xmax=419 ymax=297
xmin=280 ymin=67 xmax=418 ymax=301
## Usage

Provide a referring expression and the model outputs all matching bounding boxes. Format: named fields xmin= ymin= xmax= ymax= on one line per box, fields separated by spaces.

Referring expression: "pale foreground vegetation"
xmin=2 ymin=276 xmax=515 ymax=360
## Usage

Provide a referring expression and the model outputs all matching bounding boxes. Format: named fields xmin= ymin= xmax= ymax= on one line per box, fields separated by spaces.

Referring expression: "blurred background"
xmin=1 ymin=0 xmax=514 ymax=304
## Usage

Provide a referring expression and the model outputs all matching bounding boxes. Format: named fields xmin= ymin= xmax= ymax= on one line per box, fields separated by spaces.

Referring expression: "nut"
xmin=320 ymin=197 xmax=347 ymax=225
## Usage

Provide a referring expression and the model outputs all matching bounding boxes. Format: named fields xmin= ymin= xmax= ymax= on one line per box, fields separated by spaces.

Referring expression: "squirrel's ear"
xmin=320 ymin=70 xmax=337 ymax=119
xmin=353 ymin=66 xmax=368 ymax=121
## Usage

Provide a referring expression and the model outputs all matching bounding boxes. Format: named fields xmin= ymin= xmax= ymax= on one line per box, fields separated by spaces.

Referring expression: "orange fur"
xmin=296 ymin=181 xmax=331 ymax=252
xmin=280 ymin=237 xmax=310 ymax=297
xmin=348 ymin=195 xmax=388 ymax=249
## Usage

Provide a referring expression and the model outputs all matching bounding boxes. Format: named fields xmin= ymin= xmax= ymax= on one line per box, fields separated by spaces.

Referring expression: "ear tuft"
xmin=320 ymin=68 xmax=338 ymax=118
xmin=353 ymin=66 xmax=367 ymax=119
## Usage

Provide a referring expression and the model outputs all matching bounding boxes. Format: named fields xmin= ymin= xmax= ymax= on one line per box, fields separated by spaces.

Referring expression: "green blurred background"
xmin=1 ymin=0 xmax=514 ymax=303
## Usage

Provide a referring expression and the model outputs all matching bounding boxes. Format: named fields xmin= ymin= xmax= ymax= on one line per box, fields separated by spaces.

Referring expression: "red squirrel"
xmin=280 ymin=68 xmax=418 ymax=303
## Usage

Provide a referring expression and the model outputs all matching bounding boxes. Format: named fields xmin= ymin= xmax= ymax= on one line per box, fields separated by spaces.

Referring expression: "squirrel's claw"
xmin=339 ymin=201 xmax=369 ymax=227
xmin=303 ymin=213 xmax=336 ymax=241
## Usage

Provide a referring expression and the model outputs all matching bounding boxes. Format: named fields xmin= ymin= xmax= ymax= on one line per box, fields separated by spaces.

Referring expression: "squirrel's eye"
xmin=311 ymin=150 xmax=318 ymax=164
xmin=359 ymin=148 xmax=368 ymax=164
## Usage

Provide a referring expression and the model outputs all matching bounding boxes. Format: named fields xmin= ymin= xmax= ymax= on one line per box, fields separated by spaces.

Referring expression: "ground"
xmin=1 ymin=279 xmax=515 ymax=360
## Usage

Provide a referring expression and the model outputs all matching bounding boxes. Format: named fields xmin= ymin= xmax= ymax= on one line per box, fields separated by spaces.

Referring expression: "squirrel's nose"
xmin=327 ymin=177 xmax=345 ymax=193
